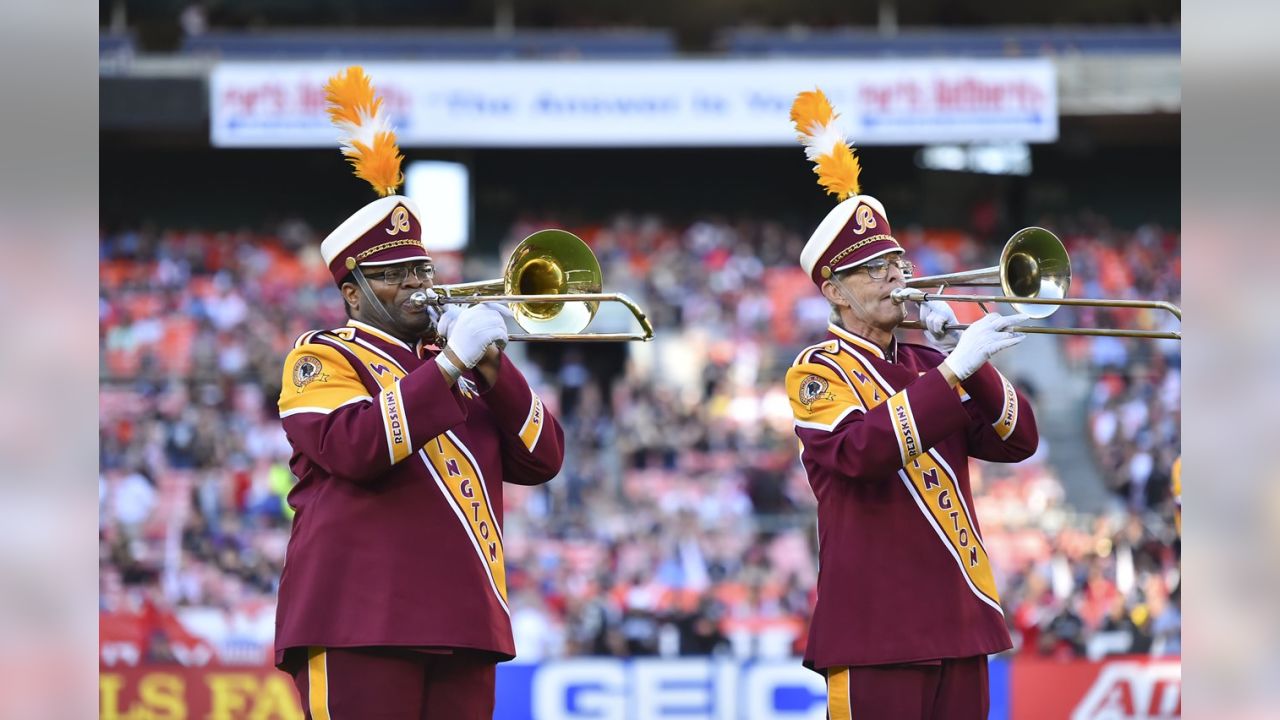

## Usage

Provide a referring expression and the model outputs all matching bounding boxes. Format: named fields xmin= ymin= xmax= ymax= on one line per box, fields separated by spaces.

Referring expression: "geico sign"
xmin=1072 ymin=661 xmax=1182 ymax=720
xmin=531 ymin=658 xmax=827 ymax=720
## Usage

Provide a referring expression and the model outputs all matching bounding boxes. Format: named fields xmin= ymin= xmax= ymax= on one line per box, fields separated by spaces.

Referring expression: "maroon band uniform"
xmin=276 ymin=320 xmax=564 ymax=664
xmin=277 ymin=68 xmax=566 ymax=717
xmin=786 ymin=110 xmax=1040 ymax=716
xmin=787 ymin=327 xmax=1036 ymax=670
xmin=274 ymin=191 xmax=564 ymax=717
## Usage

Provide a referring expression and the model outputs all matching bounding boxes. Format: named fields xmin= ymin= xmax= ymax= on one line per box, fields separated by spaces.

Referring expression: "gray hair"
xmin=829 ymin=302 xmax=843 ymax=326
xmin=826 ymin=269 xmax=853 ymax=328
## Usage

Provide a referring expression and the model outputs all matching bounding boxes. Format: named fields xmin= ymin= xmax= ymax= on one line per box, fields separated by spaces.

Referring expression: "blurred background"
xmin=98 ymin=1 xmax=1180 ymax=717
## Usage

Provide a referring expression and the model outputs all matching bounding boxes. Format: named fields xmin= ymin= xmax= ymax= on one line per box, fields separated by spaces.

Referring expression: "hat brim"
xmin=831 ymin=245 xmax=902 ymax=275
xmin=358 ymin=248 xmax=432 ymax=268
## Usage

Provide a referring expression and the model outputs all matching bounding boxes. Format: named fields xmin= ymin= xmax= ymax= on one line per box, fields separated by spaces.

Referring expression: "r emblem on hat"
xmin=852 ymin=204 xmax=877 ymax=234
xmin=800 ymin=195 xmax=901 ymax=287
xmin=385 ymin=206 xmax=412 ymax=236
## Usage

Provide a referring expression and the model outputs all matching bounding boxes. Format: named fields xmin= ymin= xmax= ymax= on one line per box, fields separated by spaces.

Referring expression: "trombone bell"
xmin=504 ymin=229 xmax=602 ymax=334
xmin=426 ymin=228 xmax=653 ymax=341
xmin=510 ymin=257 xmax=564 ymax=321
xmin=1000 ymin=227 xmax=1069 ymax=319
xmin=895 ymin=225 xmax=1181 ymax=340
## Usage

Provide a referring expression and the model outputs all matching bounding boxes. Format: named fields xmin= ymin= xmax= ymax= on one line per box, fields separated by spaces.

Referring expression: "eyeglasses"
xmin=855 ymin=257 xmax=914 ymax=281
xmin=365 ymin=263 xmax=434 ymax=286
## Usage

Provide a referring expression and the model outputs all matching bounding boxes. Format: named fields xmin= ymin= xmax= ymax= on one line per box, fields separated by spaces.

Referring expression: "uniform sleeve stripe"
xmin=992 ymin=372 xmax=1018 ymax=441
xmin=517 ymin=393 xmax=545 ymax=452
xmin=903 ymin=393 xmax=922 ymax=457
xmin=891 ymin=400 xmax=909 ymax=464
xmin=379 ymin=383 xmax=410 ymax=464
xmin=395 ymin=379 xmax=411 ymax=451
xmin=279 ymin=395 xmax=372 ymax=418
xmin=888 ymin=391 xmax=923 ymax=465
xmin=379 ymin=389 xmax=394 ymax=464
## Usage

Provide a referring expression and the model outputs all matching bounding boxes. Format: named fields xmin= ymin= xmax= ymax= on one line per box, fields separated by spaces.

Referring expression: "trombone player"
xmin=785 ymin=89 xmax=1039 ymax=719
xmin=273 ymin=67 xmax=564 ymax=719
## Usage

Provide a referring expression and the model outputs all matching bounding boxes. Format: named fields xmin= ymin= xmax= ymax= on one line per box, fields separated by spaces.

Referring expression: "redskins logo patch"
xmin=798 ymin=374 xmax=833 ymax=407
xmin=292 ymin=355 xmax=325 ymax=388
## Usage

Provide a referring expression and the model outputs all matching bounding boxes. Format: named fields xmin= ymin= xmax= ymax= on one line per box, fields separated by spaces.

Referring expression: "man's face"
xmin=352 ymin=260 xmax=436 ymax=339
xmin=828 ymin=252 xmax=910 ymax=330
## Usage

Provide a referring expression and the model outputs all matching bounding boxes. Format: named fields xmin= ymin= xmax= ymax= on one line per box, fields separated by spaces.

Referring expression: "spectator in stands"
xmin=1097 ymin=594 xmax=1145 ymax=657
xmin=674 ymin=594 xmax=732 ymax=656
xmin=1147 ymin=578 xmax=1182 ymax=657
xmin=1041 ymin=599 xmax=1088 ymax=659
xmin=108 ymin=466 xmax=158 ymax=531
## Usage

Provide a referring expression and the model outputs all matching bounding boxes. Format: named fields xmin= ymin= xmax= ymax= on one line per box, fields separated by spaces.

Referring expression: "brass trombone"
xmin=415 ymin=229 xmax=654 ymax=342
xmin=891 ymin=227 xmax=1181 ymax=340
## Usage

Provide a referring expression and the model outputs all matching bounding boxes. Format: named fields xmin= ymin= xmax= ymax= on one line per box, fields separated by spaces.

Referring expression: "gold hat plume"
xmin=790 ymin=88 xmax=861 ymax=202
xmin=324 ymin=66 xmax=404 ymax=197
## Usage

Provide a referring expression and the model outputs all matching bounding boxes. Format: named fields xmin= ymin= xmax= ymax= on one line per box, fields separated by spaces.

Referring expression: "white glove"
xmin=941 ymin=312 xmax=1029 ymax=380
xmin=920 ymin=300 xmax=962 ymax=352
xmin=437 ymin=304 xmax=510 ymax=369
xmin=433 ymin=305 xmax=463 ymax=340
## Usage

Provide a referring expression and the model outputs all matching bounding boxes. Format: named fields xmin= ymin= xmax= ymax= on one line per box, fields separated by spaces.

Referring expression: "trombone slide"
xmin=891 ymin=288 xmax=1182 ymax=340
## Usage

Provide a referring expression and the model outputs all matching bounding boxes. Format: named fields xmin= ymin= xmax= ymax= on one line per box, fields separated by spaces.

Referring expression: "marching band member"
xmin=785 ymin=89 xmax=1039 ymax=720
xmin=274 ymin=66 xmax=563 ymax=719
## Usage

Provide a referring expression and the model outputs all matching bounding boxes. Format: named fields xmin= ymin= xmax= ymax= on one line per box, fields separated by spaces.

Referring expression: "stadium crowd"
xmin=99 ymin=210 xmax=1180 ymax=666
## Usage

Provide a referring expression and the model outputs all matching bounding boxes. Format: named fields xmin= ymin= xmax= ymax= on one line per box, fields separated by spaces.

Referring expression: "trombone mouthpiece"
xmin=890 ymin=288 xmax=926 ymax=304
xmin=409 ymin=291 xmax=435 ymax=309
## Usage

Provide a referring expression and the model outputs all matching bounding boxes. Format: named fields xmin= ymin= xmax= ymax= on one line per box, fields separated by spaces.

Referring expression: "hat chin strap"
xmin=830 ymin=277 xmax=907 ymax=328
xmin=349 ymin=265 xmax=402 ymax=329
xmin=831 ymin=277 xmax=874 ymax=322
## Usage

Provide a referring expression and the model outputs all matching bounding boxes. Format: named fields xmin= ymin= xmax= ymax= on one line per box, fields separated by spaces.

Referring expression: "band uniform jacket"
xmin=274 ymin=319 xmax=564 ymax=667
xmin=785 ymin=324 xmax=1038 ymax=671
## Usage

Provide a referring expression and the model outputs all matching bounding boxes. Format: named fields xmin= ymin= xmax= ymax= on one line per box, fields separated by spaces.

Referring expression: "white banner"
xmin=210 ymin=59 xmax=1057 ymax=148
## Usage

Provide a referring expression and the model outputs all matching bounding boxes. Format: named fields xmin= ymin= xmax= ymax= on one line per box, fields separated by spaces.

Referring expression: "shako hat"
xmin=319 ymin=66 xmax=430 ymax=286
xmin=790 ymin=89 xmax=902 ymax=288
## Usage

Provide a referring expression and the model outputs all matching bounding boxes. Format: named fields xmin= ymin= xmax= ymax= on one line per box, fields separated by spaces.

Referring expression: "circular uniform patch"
xmin=798 ymin=374 xmax=829 ymax=405
xmin=292 ymin=355 xmax=324 ymax=388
